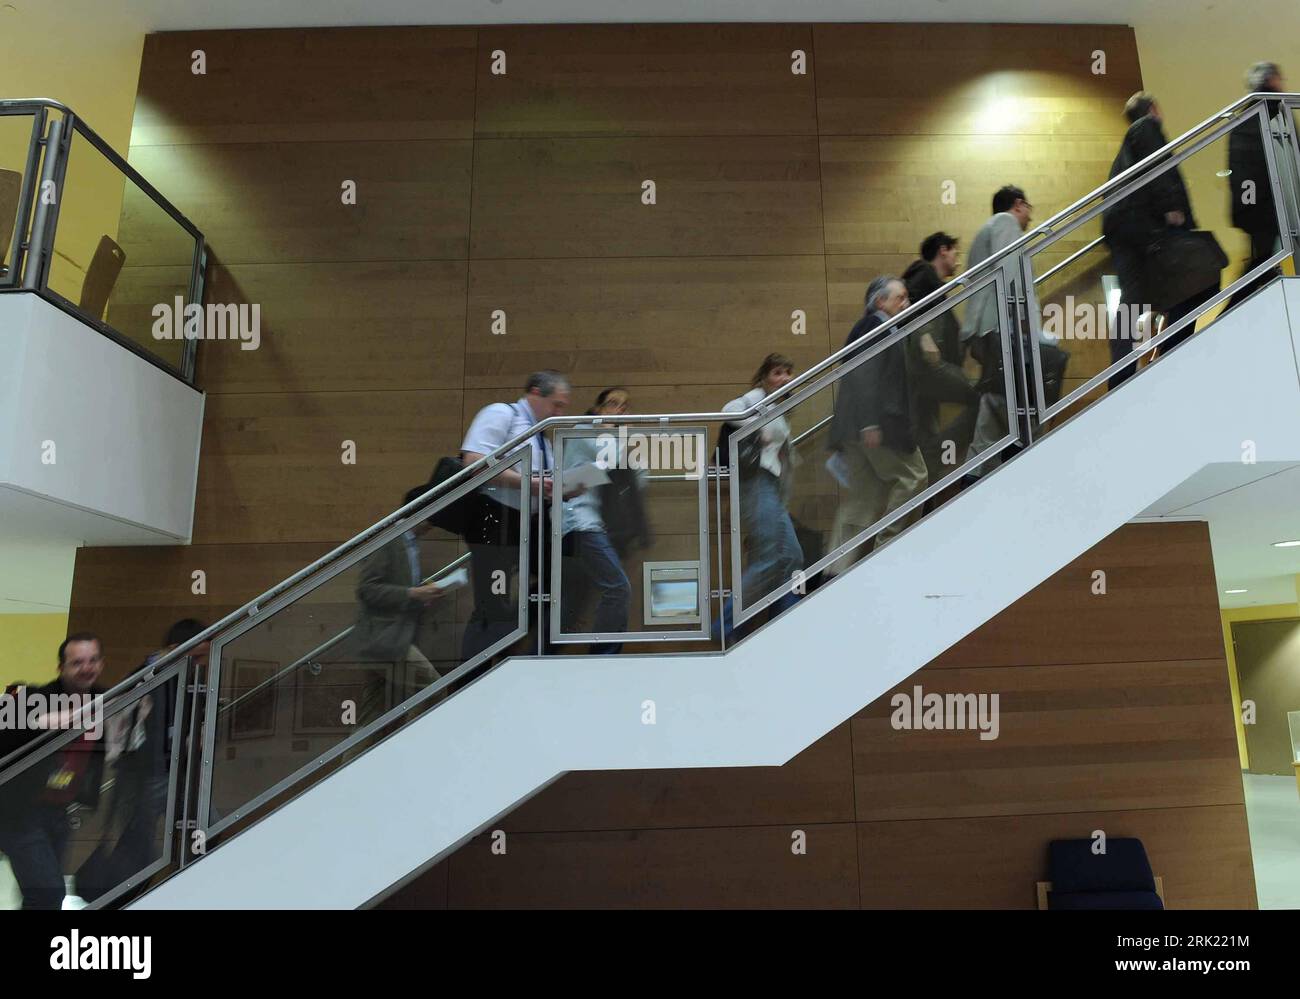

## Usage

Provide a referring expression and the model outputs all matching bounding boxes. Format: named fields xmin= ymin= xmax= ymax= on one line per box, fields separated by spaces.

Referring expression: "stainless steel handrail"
xmin=0 ymin=98 xmax=202 ymax=238
xmin=0 ymin=97 xmax=206 ymax=385
xmin=3 ymin=91 xmax=1296 ymax=776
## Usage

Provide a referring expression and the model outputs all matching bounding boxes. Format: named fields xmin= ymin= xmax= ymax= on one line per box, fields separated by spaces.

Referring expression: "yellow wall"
xmin=1220 ymin=602 xmax=1300 ymax=769
xmin=0 ymin=0 xmax=145 ymax=296
xmin=0 ymin=613 xmax=69 ymax=689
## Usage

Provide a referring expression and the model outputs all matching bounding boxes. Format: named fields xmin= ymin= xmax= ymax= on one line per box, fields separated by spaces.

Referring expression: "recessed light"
xmin=1225 ymin=588 xmax=1248 ymax=594
xmin=1272 ymin=540 xmax=1300 ymax=548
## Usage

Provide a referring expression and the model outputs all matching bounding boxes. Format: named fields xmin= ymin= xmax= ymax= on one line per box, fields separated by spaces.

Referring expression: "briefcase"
xmin=1144 ymin=229 xmax=1228 ymax=312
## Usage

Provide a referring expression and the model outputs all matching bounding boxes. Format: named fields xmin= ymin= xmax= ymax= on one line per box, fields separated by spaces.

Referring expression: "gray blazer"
xmin=352 ymin=536 xmax=422 ymax=662
xmin=960 ymin=212 xmax=1024 ymax=342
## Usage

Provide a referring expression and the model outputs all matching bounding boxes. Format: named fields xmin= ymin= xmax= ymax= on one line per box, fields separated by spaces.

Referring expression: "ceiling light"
xmin=1225 ymin=588 xmax=1248 ymax=594
xmin=1272 ymin=540 xmax=1300 ymax=548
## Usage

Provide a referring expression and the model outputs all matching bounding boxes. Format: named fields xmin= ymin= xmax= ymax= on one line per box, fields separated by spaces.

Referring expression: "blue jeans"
xmin=0 ymin=806 xmax=70 ymax=909
xmin=716 ymin=470 xmax=803 ymax=638
xmin=562 ymin=530 xmax=631 ymax=655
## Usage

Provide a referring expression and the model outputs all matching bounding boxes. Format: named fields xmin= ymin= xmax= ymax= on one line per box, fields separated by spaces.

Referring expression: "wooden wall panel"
xmin=69 ymin=542 xmax=334 ymax=610
xmin=470 ymin=136 xmax=825 ymax=258
xmin=812 ymin=24 xmax=1144 ymax=137
xmin=131 ymin=28 xmax=478 ymax=145
xmin=857 ymin=806 xmax=1256 ymax=909
xmin=474 ymin=24 xmax=818 ymax=137
xmin=380 ymin=862 xmax=449 ymax=910
xmin=191 ymin=389 xmax=462 ymax=545
xmin=502 ymin=724 xmax=854 ymax=832
xmin=852 ymin=660 xmax=1243 ymax=820
xmin=820 ymin=134 xmax=1121 ymax=256
xmin=927 ymin=522 xmax=1226 ymax=669
xmin=445 ymin=823 xmax=861 ymax=909
xmin=197 ymin=260 xmax=468 ymax=394
xmin=463 ymin=256 xmax=831 ymax=390
xmin=124 ymin=140 xmax=473 ymax=264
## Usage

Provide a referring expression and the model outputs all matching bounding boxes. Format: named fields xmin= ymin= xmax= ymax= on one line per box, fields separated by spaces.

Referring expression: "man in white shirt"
xmin=459 ymin=370 xmax=574 ymax=663
xmin=961 ymin=185 xmax=1066 ymax=479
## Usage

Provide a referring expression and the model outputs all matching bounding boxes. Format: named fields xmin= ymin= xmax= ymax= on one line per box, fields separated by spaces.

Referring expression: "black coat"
xmin=830 ymin=311 xmax=915 ymax=453
xmin=0 ymin=679 xmax=107 ymax=820
xmin=902 ymin=258 xmax=962 ymax=367
xmin=1227 ymin=99 xmax=1284 ymax=235
xmin=1102 ymin=115 xmax=1196 ymax=247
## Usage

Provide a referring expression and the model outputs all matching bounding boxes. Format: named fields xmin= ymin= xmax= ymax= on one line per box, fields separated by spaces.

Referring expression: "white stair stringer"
xmin=133 ymin=280 xmax=1300 ymax=909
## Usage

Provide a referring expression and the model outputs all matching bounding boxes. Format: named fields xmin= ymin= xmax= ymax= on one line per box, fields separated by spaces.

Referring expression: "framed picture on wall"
xmin=293 ymin=661 xmax=385 ymax=736
xmin=227 ymin=659 xmax=279 ymax=742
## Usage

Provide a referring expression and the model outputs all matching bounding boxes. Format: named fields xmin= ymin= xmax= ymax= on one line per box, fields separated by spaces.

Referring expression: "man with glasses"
xmin=960 ymin=186 xmax=1065 ymax=480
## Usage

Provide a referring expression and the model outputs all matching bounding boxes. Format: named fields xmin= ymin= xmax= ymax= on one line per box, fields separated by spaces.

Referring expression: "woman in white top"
xmin=717 ymin=354 xmax=804 ymax=637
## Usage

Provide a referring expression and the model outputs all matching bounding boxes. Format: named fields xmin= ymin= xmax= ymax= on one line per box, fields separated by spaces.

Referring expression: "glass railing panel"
xmin=0 ymin=110 xmax=41 ymax=287
xmin=1026 ymin=105 xmax=1299 ymax=426
xmin=0 ymin=658 xmax=187 ymax=910
xmin=728 ymin=270 xmax=1021 ymax=624
xmin=49 ymin=125 xmax=198 ymax=375
xmin=200 ymin=449 xmax=532 ymax=838
xmin=550 ymin=425 xmax=711 ymax=646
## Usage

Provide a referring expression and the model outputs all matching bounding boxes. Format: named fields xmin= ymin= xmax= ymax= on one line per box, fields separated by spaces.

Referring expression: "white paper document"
xmin=430 ymin=566 xmax=470 ymax=591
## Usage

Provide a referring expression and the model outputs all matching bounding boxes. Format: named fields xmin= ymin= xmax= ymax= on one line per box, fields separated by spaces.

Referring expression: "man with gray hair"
xmin=1226 ymin=62 xmax=1293 ymax=311
xmin=827 ymin=276 xmax=929 ymax=572
xmin=460 ymin=369 xmax=576 ymax=662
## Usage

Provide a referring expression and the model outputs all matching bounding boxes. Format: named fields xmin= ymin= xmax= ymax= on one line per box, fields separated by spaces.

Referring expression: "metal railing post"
xmin=22 ymin=114 xmax=67 ymax=291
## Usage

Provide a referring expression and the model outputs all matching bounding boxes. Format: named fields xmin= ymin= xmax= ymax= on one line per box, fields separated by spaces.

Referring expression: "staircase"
xmin=133 ymin=279 xmax=1300 ymax=908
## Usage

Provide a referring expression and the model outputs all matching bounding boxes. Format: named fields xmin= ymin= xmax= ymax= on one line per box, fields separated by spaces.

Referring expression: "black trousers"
xmin=911 ymin=360 xmax=979 ymax=482
xmin=1108 ymin=239 xmax=1148 ymax=390
xmin=0 ymin=807 xmax=70 ymax=909
xmin=460 ymin=496 xmax=550 ymax=664
xmin=1108 ymin=239 xmax=1221 ymax=390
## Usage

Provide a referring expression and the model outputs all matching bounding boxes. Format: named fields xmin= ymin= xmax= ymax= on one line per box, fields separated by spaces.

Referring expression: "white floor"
xmin=1243 ymin=773 xmax=1300 ymax=909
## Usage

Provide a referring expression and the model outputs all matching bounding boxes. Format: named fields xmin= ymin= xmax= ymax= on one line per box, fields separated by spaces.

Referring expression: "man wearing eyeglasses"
xmin=960 ymin=186 xmax=1065 ymax=480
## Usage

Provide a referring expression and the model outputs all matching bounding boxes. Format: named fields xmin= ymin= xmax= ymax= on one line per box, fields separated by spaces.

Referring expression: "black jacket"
xmin=902 ymin=258 xmax=962 ymax=367
xmin=1102 ymin=115 xmax=1196 ymax=246
xmin=830 ymin=311 xmax=915 ymax=453
xmin=0 ymin=678 xmax=107 ymax=821
xmin=1227 ymin=99 xmax=1284 ymax=234
xmin=353 ymin=536 xmax=425 ymax=662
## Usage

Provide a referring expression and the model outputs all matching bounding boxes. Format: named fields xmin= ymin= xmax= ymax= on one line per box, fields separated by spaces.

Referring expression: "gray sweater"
xmin=960 ymin=212 xmax=1024 ymax=342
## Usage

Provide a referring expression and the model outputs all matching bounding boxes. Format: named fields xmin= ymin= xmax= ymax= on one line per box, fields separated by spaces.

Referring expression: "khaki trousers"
xmin=359 ymin=645 xmax=442 ymax=727
xmin=829 ymin=441 xmax=928 ymax=574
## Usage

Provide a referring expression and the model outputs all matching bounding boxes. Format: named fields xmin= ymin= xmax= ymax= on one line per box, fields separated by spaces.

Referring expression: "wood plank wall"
xmin=380 ymin=522 xmax=1254 ymax=909
xmin=71 ymin=21 xmax=1143 ymax=675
